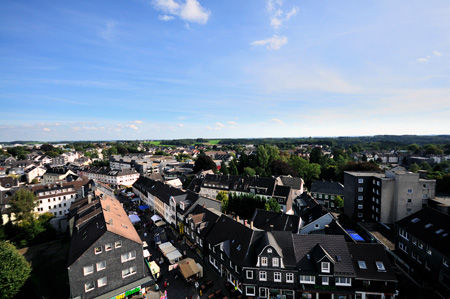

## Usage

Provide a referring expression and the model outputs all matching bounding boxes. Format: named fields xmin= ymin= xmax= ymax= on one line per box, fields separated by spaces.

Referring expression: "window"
xmin=358 ymin=179 xmax=364 ymax=184
xmin=267 ymin=248 xmax=272 ymax=253
xmin=105 ymin=243 xmax=112 ymax=251
xmin=97 ymin=277 xmax=107 ymax=287
xmin=299 ymin=275 xmax=315 ymax=284
xmin=261 ymin=257 xmax=268 ymax=266
xmin=423 ymin=184 xmax=429 ymax=189
xmin=272 ymin=258 xmax=279 ymax=267
xmin=336 ymin=277 xmax=351 ymax=286
xmin=358 ymin=187 xmax=363 ymax=192
xmin=85 ymin=281 xmax=95 ymax=292
xmin=246 ymin=286 xmax=256 ymax=296
xmin=274 ymin=272 xmax=281 ymax=282
xmin=321 ymin=262 xmax=330 ymax=273
xmin=357 ymin=213 xmax=363 ymax=218
xmin=259 ymin=288 xmax=268 ymax=298
xmin=376 ymin=261 xmax=386 ymax=272
xmin=407 ymin=189 xmax=413 ymax=194
xmin=286 ymin=273 xmax=294 ymax=283
xmin=322 ymin=276 xmax=329 ymax=285
xmin=358 ymin=204 xmax=363 ymax=209
xmin=115 ymin=240 xmax=122 ymax=248
xmin=426 ymin=246 xmax=432 ymax=256
xmin=122 ymin=266 xmax=137 ymax=278
xmin=259 ymin=271 xmax=267 ymax=281
xmin=407 ymin=198 xmax=412 ymax=203
xmin=358 ymin=261 xmax=367 ymax=269
xmin=246 ymin=270 xmax=253 ymax=279
xmin=94 ymin=246 xmax=102 ymax=254
xmin=358 ymin=196 xmax=363 ymax=201
xmin=121 ymin=251 xmax=136 ymax=263
xmin=83 ymin=264 xmax=94 ymax=276
xmin=443 ymin=257 xmax=449 ymax=267
xmin=96 ymin=261 xmax=106 ymax=271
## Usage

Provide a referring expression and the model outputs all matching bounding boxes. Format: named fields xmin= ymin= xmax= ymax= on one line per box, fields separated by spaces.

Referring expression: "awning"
xmin=139 ymin=205 xmax=149 ymax=210
xmin=166 ymin=250 xmax=182 ymax=264
xmin=143 ymin=249 xmax=151 ymax=258
xmin=131 ymin=197 xmax=140 ymax=202
xmin=178 ymin=258 xmax=201 ymax=279
xmin=159 ymin=242 xmax=177 ymax=255
xmin=151 ymin=215 xmax=162 ymax=222
xmin=129 ymin=214 xmax=141 ymax=224
xmin=155 ymin=221 xmax=166 ymax=227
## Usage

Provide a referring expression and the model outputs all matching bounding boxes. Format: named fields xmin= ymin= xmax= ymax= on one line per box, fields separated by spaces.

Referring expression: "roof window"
xmin=411 ymin=218 xmax=420 ymax=223
xmin=358 ymin=261 xmax=367 ymax=269
xmin=425 ymin=223 xmax=433 ymax=228
xmin=376 ymin=261 xmax=386 ymax=272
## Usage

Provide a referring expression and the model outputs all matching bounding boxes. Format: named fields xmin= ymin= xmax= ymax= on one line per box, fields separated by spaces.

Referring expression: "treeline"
xmin=220 ymin=192 xmax=280 ymax=220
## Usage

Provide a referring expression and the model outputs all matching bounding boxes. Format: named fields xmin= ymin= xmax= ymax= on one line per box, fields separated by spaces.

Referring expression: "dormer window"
xmin=272 ymin=258 xmax=279 ymax=267
xmin=321 ymin=262 xmax=330 ymax=273
xmin=261 ymin=257 xmax=268 ymax=266
xmin=267 ymin=248 xmax=272 ymax=253
xmin=376 ymin=261 xmax=386 ymax=272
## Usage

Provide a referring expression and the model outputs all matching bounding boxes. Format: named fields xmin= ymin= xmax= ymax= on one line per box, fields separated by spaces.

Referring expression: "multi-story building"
xmin=344 ymin=169 xmax=436 ymax=224
xmin=42 ymin=167 xmax=77 ymax=184
xmin=395 ymin=207 xmax=450 ymax=298
xmin=31 ymin=179 xmax=90 ymax=217
xmin=311 ymin=180 xmax=344 ymax=210
xmin=86 ymin=167 xmax=140 ymax=188
xmin=67 ymin=186 xmax=152 ymax=299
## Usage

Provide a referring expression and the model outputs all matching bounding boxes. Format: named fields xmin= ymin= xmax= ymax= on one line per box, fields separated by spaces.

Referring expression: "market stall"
xmin=166 ymin=250 xmax=183 ymax=264
xmin=177 ymin=258 xmax=202 ymax=283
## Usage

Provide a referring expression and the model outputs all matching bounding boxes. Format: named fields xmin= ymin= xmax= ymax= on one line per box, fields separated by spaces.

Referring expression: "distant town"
xmin=1 ymin=135 xmax=449 ymax=299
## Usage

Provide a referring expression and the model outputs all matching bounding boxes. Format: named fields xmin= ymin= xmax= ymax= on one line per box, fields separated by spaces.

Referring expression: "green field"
xmin=208 ymin=139 xmax=221 ymax=145
xmin=145 ymin=141 xmax=161 ymax=145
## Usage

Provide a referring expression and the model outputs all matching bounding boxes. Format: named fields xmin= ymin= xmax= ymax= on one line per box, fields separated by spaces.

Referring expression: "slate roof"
xmin=311 ymin=180 xmax=344 ymax=195
xmin=68 ymin=188 xmax=142 ymax=267
xmin=251 ymin=209 xmax=299 ymax=233
xmin=292 ymin=234 xmax=355 ymax=277
xmin=396 ymin=207 xmax=450 ymax=256
xmin=347 ymin=243 xmax=397 ymax=282
xmin=186 ymin=177 xmax=203 ymax=193
xmin=205 ymin=214 xmax=264 ymax=267
xmin=278 ymin=175 xmax=303 ymax=190
xmin=0 ymin=176 xmax=19 ymax=188
xmin=299 ymin=204 xmax=329 ymax=226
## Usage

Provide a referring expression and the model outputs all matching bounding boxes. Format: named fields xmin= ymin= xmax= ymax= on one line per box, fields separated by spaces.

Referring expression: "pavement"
xmin=119 ymin=192 xmax=236 ymax=299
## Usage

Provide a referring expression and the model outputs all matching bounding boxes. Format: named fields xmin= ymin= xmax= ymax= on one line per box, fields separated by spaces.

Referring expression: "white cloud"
xmin=252 ymin=35 xmax=287 ymax=50
xmin=43 ymin=128 xmax=51 ymax=132
xmin=227 ymin=121 xmax=238 ymax=125
xmin=132 ymin=120 xmax=143 ymax=124
xmin=266 ymin=0 xmax=298 ymax=29
xmin=269 ymin=118 xmax=285 ymax=125
xmin=152 ymin=0 xmax=210 ymax=24
xmin=159 ymin=15 xmax=175 ymax=21
xmin=178 ymin=123 xmax=184 ymax=127
xmin=129 ymin=124 xmax=139 ymax=130
xmin=215 ymin=122 xmax=225 ymax=127
xmin=433 ymin=50 xmax=442 ymax=56
xmin=417 ymin=57 xmax=428 ymax=62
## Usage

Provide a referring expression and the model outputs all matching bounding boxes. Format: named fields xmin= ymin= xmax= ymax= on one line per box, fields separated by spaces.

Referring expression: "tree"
xmin=269 ymin=160 xmax=297 ymax=176
xmin=243 ymin=167 xmax=256 ymax=177
xmin=40 ymin=143 xmax=54 ymax=152
xmin=420 ymin=162 xmax=432 ymax=172
xmin=361 ymin=154 xmax=367 ymax=162
xmin=409 ymin=163 xmax=420 ymax=173
xmin=193 ymin=155 xmax=217 ymax=173
xmin=220 ymin=161 xmax=229 ymax=175
xmin=334 ymin=195 xmax=344 ymax=210
xmin=0 ymin=241 xmax=31 ymax=298
xmin=216 ymin=191 xmax=228 ymax=202
xmin=228 ymin=159 xmax=239 ymax=175
xmin=9 ymin=189 xmax=37 ymax=222
xmin=256 ymin=145 xmax=269 ymax=170
xmin=309 ymin=147 xmax=323 ymax=164
xmin=265 ymin=198 xmax=281 ymax=213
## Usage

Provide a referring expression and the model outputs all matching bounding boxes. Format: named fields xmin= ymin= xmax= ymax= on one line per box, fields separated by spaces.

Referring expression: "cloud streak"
xmin=252 ymin=35 xmax=287 ymax=50
xmin=152 ymin=0 xmax=210 ymax=24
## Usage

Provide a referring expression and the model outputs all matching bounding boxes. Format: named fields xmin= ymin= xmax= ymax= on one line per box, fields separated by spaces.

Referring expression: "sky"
xmin=1 ymin=0 xmax=450 ymax=142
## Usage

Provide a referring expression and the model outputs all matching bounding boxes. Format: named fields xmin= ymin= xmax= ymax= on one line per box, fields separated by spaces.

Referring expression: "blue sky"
xmin=1 ymin=0 xmax=449 ymax=141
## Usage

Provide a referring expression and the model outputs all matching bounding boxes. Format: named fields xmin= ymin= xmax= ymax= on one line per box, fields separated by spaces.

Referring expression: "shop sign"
xmin=110 ymin=286 xmax=141 ymax=299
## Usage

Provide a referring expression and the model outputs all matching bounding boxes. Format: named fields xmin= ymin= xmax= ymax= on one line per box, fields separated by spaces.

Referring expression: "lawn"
xmin=208 ymin=139 xmax=221 ymax=145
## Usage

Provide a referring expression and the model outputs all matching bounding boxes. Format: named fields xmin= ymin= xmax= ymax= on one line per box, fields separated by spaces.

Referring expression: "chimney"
xmin=324 ymin=224 xmax=329 ymax=234
xmin=236 ymin=215 xmax=240 ymax=223
xmin=109 ymin=219 xmax=113 ymax=226
xmin=88 ymin=194 xmax=92 ymax=204
xmin=250 ymin=221 xmax=254 ymax=229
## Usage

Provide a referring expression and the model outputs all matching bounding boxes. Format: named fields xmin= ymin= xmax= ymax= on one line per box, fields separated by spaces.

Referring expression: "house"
xmin=310 ymin=180 xmax=344 ymax=210
xmin=67 ymin=186 xmax=152 ymax=299
xmin=394 ymin=207 xmax=450 ymax=297
xmin=25 ymin=165 xmax=47 ymax=183
xmin=251 ymin=209 xmax=300 ymax=233
xmin=344 ymin=170 xmax=436 ymax=224
xmin=85 ymin=167 xmax=140 ymax=188
xmin=42 ymin=167 xmax=77 ymax=184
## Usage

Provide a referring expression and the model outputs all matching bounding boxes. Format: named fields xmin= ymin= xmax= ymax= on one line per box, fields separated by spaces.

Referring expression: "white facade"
xmin=34 ymin=186 xmax=77 ymax=217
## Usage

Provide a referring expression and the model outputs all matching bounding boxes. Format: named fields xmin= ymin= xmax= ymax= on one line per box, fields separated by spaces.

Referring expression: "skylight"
xmin=376 ymin=261 xmax=386 ymax=272
xmin=358 ymin=261 xmax=367 ymax=269
xmin=411 ymin=218 xmax=420 ymax=223
xmin=425 ymin=223 xmax=433 ymax=228
xmin=435 ymin=229 xmax=444 ymax=234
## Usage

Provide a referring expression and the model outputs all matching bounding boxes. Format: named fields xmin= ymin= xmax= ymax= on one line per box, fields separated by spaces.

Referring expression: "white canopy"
xmin=128 ymin=214 xmax=140 ymax=224
xmin=159 ymin=242 xmax=177 ymax=256
xmin=143 ymin=249 xmax=151 ymax=258
xmin=151 ymin=214 xmax=162 ymax=222
xmin=166 ymin=250 xmax=182 ymax=264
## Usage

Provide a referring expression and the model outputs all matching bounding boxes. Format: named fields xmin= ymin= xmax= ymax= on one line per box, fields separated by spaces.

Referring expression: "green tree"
xmin=256 ymin=145 xmax=269 ymax=170
xmin=409 ymin=163 xmax=420 ymax=173
xmin=228 ymin=159 xmax=239 ymax=175
xmin=420 ymin=162 xmax=432 ymax=172
xmin=216 ymin=191 xmax=228 ymax=202
xmin=243 ymin=167 xmax=256 ymax=177
xmin=265 ymin=198 xmax=281 ymax=213
xmin=0 ymin=241 xmax=31 ymax=298
xmin=220 ymin=161 xmax=229 ymax=175
xmin=9 ymin=189 xmax=37 ymax=222
xmin=334 ymin=195 xmax=344 ymax=209
xmin=193 ymin=155 xmax=217 ymax=173
xmin=309 ymin=147 xmax=323 ymax=164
